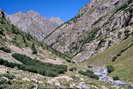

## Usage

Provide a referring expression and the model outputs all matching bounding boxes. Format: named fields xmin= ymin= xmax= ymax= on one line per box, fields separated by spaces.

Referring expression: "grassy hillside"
xmin=82 ymin=33 xmax=133 ymax=83
xmin=0 ymin=14 xmax=69 ymax=77
xmin=0 ymin=16 xmax=70 ymax=62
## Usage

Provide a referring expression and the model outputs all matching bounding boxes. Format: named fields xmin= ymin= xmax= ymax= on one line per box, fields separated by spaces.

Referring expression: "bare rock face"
xmin=44 ymin=0 xmax=133 ymax=62
xmin=8 ymin=11 xmax=63 ymax=41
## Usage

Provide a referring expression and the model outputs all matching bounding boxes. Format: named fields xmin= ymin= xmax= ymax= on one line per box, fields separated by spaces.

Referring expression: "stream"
xmin=93 ymin=67 xmax=133 ymax=88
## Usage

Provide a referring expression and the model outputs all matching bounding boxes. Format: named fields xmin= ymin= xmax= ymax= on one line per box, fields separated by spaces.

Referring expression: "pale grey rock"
xmin=8 ymin=11 xmax=63 ymax=41
xmin=44 ymin=0 xmax=133 ymax=62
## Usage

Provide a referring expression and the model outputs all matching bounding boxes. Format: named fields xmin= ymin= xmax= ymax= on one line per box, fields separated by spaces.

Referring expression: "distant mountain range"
xmin=8 ymin=11 xmax=63 ymax=41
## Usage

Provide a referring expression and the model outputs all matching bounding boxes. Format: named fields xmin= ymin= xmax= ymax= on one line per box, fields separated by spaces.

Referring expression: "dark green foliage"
xmin=79 ymin=70 xmax=99 ymax=80
xmin=69 ymin=67 xmax=77 ymax=72
xmin=65 ymin=11 xmax=85 ymax=24
xmin=31 ymin=43 xmax=38 ymax=54
xmin=12 ymin=53 xmax=67 ymax=77
xmin=44 ymin=44 xmax=71 ymax=61
xmin=107 ymin=65 xmax=114 ymax=73
xmin=0 ymin=84 xmax=9 ymax=89
xmin=10 ymin=24 xmax=41 ymax=48
xmin=0 ymin=74 xmax=15 ymax=80
xmin=0 ymin=73 xmax=15 ymax=89
xmin=11 ymin=24 xmax=20 ymax=34
xmin=72 ymin=28 xmax=99 ymax=57
xmin=0 ymin=29 xmax=5 ymax=36
xmin=26 ymin=33 xmax=34 ymax=41
xmin=0 ymin=15 xmax=70 ymax=64
xmin=115 ymin=1 xmax=132 ymax=12
xmin=113 ymin=76 xmax=120 ymax=80
xmin=0 ymin=58 xmax=22 ymax=68
xmin=11 ymin=22 xmax=69 ymax=61
xmin=86 ymin=28 xmax=99 ymax=43
xmin=0 ymin=17 xmax=8 ymax=24
xmin=116 ymin=3 xmax=128 ymax=12
xmin=0 ymin=47 xmax=11 ymax=53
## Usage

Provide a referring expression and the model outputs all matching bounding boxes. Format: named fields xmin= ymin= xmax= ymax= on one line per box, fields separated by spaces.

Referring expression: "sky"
xmin=0 ymin=0 xmax=91 ymax=21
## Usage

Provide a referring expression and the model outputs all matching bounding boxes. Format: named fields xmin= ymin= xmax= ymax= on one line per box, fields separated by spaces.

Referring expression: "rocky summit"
xmin=8 ymin=11 xmax=63 ymax=41
xmin=44 ymin=0 xmax=133 ymax=62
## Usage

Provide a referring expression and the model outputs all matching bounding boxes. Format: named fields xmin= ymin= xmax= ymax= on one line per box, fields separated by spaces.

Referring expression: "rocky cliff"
xmin=8 ymin=11 xmax=63 ymax=41
xmin=44 ymin=0 xmax=133 ymax=62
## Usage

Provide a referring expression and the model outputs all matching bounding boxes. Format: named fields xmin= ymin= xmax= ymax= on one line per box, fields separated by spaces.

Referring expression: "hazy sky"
xmin=0 ymin=0 xmax=91 ymax=21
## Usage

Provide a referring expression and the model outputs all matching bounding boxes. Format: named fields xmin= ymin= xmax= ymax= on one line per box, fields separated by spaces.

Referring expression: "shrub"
xmin=79 ymin=70 xmax=99 ymax=80
xmin=31 ymin=43 xmax=38 ymax=54
xmin=0 ymin=47 xmax=11 ymax=53
xmin=0 ymin=30 xmax=4 ymax=36
xmin=11 ymin=24 xmax=20 ymax=34
xmin=113 ymin=76 xmax=119 ymax=80
xmin=107 ymin=65 xmax=114 ymax=73
xmin=69 ymin=67 xmax=77 ymax=72
xmin=13 ymin=34 xmax=26 ymax=48
xmin=0 ymin=58 xmax=22 ymax=68
xmin=0 ymin=78 xmax=8 ymax=85
xmin=0 ymin=74 xmax=15 ymax=80
xmin=116 ymin=3 xmax=129 ymax=12
xmin=12 ymin=53 xmax=67 ymax=77
xmin=0 ymin=84 xmax=9 ymax=89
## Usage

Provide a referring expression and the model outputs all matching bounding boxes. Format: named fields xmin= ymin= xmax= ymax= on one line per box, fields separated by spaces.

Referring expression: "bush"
xmin=0 ymin=58 xmax=22 ymax=68
xmin=0 ymin=74 xmax=15 ymax=80
xmin=79 ymin=70 xmax=99 ymax=80
xmin=12 ymin=53 xmax=67 ymax=77
xmin=113 ymin=76 xmax=119 ymax=80
xmin=11 ymin=24 xmax=20 ymax=34
xmin=0 ymin=47 xmax=11 ymax=53
xmin=116 ymin=3 xmax=128 ymax=12
xmin=69 ymin=67 xmax=77 ymax=72
xmin=0 ymin=30 xmax=5 ymax=36
xmin=107 ymin=65 xmax=114 ymax=73
xmin=31 ymin=43 xmax=38 ymax=54
xmin=0 ymin=84 xmax=9 ymax=89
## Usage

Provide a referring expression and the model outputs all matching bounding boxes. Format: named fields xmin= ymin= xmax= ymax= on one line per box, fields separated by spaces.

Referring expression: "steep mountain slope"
xmin=8 ymin=11 xmax=63 ymax=41
xmin=44 ymin=0 xmax=133 ymax=62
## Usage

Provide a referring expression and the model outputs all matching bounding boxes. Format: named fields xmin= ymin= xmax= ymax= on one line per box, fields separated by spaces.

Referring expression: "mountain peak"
xmin=25 ymin=10 xmax=40 ymax=16
xmin=8 ymin=11 xmax=64 ymax=41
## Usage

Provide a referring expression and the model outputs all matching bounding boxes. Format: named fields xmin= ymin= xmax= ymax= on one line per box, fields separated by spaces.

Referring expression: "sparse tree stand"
xmin=0 ymin=10 xmax=5 ymax=18
xmin=32 ymin=43 xmax=38 ymax=54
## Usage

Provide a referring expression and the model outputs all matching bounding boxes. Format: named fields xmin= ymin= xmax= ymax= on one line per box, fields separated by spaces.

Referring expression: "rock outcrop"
xmin=8 ymin=11 xmax=63 ymax=41
xmin=44 ymin=0 xmax=133 ymax=62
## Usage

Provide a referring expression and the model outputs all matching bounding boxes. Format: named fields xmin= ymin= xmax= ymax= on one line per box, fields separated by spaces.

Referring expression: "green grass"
xmin=0 ymin=13 xmax=71 ymax=62
xmin=110 ymin=46 xmax=133 ymax=83
xmin=81 ymin=35 xmax=133 ymax=83
xmin=82 ymin=35 xmax=133 ymax=66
